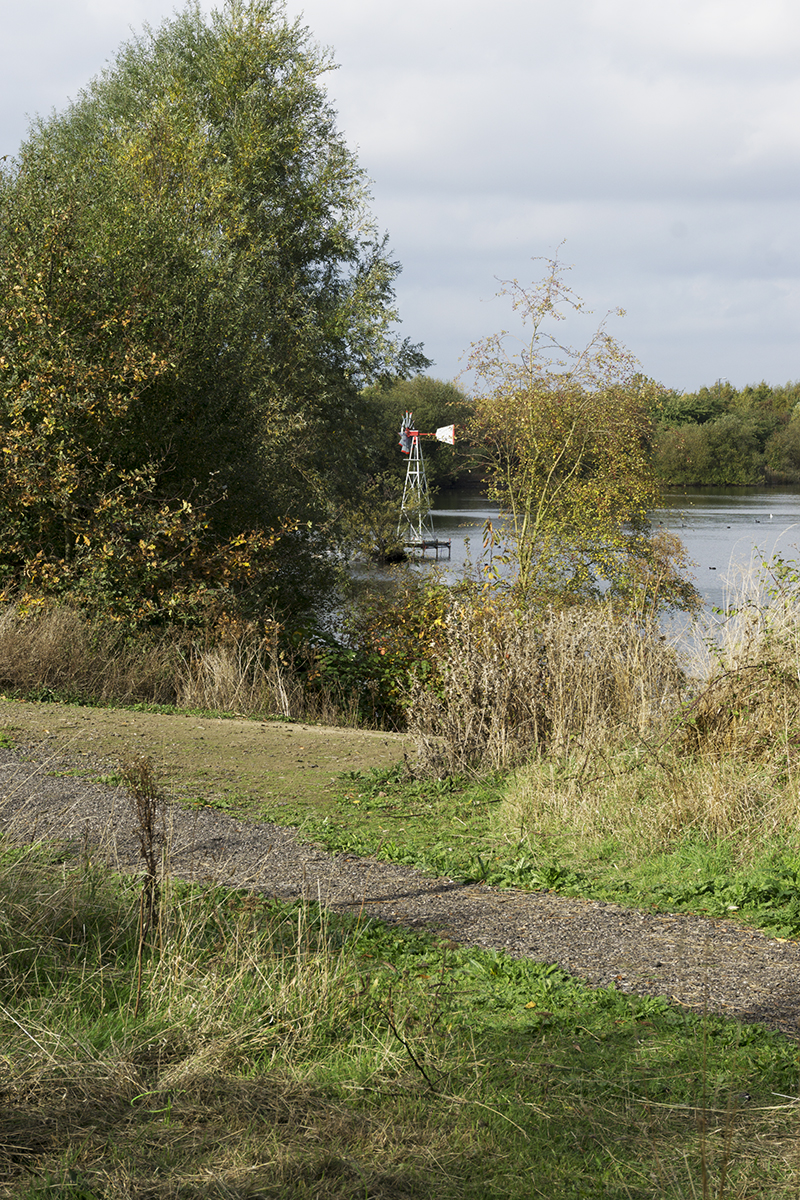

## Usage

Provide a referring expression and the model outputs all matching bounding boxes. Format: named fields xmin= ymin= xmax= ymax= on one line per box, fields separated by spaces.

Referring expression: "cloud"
xmin=1 ymin=1 xmax=214 ymax=152
xmin=314 ymin=3 xmax=800 ymax=204
xmin=2 ymin=0 xmax=799 ymax=388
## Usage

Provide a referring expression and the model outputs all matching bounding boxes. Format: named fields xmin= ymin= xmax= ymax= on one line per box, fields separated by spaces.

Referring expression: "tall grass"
xmin=0 ymin=839 xmax=425 ymax=1195
xmin=406 ymin=599 xmax=685 ymax=775
xmin=684 ymin=556 xmax=800 ymax=759
xmin=0 ymin=603 xmax=360 ymax=725
xmin=493 ymin=558 xmax=800 ymax=885
xmin=0 ymin=604 xmax=180 ymax=706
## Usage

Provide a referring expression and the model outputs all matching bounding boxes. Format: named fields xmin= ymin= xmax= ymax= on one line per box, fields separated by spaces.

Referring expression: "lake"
xmin=657 ymin=487 xmax=800 ymax=610
xmin=420 ymin=486 xmax=800 ymax=610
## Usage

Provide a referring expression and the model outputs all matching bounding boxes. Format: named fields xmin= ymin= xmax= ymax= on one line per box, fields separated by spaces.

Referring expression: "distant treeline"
xmin=651 ymin=381 xmax=800 ymax=487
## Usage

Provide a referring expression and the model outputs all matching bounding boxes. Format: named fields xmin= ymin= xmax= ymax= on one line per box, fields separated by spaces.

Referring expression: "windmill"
xmin=397 ymin=412 xmax=455 ymax=557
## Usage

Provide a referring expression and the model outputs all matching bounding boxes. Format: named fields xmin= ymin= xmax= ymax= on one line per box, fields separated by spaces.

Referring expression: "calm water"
xmin=657 ymin=488 xmax=800 ymax=610
xmin=419 ymin=486 xmax=800 ymax=610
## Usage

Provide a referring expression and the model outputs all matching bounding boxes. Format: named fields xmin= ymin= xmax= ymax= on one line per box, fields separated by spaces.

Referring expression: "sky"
xmin=2 ymin=0 xmax=799 ymax=393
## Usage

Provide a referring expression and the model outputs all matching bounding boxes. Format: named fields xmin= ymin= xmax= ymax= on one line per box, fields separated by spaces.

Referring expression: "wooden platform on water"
xmin=405 ymin=539 xmax=451 ymax=560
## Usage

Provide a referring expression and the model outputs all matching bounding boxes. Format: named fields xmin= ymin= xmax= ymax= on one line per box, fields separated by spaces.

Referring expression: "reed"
xmin=0 ymin=602 xmax=364 ymax=726
xmin=406 ymin=598 xmax=684 ymax=775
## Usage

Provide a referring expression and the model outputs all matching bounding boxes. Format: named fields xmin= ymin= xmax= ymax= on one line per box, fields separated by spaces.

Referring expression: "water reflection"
xmin=425 ymin=490 xmax=501 ymax=579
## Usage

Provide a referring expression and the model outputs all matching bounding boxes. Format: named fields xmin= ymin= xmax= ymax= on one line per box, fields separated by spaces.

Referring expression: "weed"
xmin=119 ymin=753 xmax=163 ymax=1015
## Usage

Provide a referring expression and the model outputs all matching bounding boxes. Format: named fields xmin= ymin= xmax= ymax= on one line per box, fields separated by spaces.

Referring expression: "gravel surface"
xmin=2 ymin=742 xmax=800 ymax=1039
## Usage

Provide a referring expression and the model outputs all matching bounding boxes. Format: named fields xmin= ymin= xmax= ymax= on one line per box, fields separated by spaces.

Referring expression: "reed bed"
xmin=406 ymin=599 xmax=685 ymax=775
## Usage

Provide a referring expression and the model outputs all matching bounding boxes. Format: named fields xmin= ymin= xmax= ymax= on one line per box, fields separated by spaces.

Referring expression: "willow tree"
xmin=0 ymin=0 xmax=426 ymax=623
xmin=468 ymin=257 xmax=699 ymax=614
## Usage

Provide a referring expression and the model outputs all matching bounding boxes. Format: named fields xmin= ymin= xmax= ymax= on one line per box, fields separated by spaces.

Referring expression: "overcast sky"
xmin=3 ymin=0 xmax=799 ymax=392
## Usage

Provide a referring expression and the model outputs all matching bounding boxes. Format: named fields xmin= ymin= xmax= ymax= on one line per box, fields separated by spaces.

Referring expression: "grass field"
xmin=2 ymin=835 xmax=799 ymax=1200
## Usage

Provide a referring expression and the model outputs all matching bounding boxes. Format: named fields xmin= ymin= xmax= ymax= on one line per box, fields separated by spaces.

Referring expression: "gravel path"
xmin=2 ymin=743 xmax=800 ymax=1039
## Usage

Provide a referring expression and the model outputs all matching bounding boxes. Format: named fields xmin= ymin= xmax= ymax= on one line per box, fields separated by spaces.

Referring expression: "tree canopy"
xmin=652 ymin=380 xmax=800 ymax=487
xmin=467 ymin=257 xmax=699 ymax=614
xmin=0 ymin=0 xmax=427 ymax=625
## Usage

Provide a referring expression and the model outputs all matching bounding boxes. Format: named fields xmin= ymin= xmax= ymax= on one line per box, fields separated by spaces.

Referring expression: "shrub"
xmin=333 ymin=573 xmax=451 ymax=728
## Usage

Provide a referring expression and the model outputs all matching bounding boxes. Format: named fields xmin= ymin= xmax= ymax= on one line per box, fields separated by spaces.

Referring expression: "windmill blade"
xmin=434 ymin=424 xmax=455 ymax=445
xmin=398 ymin=411 xmax=414 ymax=455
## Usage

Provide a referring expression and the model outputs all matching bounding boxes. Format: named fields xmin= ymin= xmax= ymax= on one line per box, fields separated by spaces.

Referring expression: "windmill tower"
xmin=397 ymin=412 xmax=455 ymax=557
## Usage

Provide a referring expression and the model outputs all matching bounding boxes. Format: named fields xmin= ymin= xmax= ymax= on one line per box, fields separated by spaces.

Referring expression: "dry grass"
xmin=178 ymin=630 xmax=302 ymax=718
xmin=178 ymin=633 xmax=363 ymax=727
xmin=0 ymin=604 xmax=180 ymax=706
xmin=501 ymin=744 xmax=798 ymax=864
xmin=0 ymin=603 xmax=362 ymax=726
xmin=407 ymin=600 xmax=685 ymax=776
xmin=683 ymin=561 xmax=800 ymax=760
xmin=498 ymin=560 xmax=800 ymax=862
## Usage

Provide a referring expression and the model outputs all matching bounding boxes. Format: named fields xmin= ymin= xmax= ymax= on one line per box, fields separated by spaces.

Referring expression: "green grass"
xmin=1 ymin=839 xmax=799 ymax=1199
xmin=296 ymin=764 xmax=502 ymax=872
xmin=269 ymin=764 xmax=800 ymax=942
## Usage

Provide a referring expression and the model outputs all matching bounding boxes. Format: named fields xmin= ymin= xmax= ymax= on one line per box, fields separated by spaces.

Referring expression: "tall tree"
xmin=468 ymin=256 xmax=699 ymax=614
xmin=0 ymin=0 xmax=426 ymax=623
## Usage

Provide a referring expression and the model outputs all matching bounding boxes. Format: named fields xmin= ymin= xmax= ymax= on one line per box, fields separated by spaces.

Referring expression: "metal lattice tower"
xmin=397 ymin=413 xmax=436 ymax=545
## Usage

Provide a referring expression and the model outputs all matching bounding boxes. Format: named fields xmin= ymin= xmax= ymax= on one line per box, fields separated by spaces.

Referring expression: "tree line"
xmin=652 ymin=380 xmax=800 ymax=487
